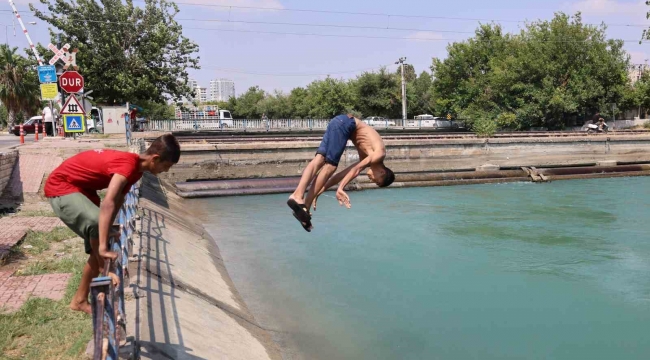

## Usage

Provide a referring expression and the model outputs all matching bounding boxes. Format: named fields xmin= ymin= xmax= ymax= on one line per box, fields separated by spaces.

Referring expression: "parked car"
xmin=407 ymin=114 xmax=457 ymax=129
xmin=363 ymin=116 xmax=396 ymax=126
xmin=13 ymin=116 xmax=43 ymax=136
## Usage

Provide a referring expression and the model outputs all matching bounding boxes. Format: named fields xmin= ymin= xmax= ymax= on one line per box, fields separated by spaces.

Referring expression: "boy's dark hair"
xmin=380 ymin=166 xmax=395 ymax=187
xmin=145 ymin=134 xmax=181 ymax=163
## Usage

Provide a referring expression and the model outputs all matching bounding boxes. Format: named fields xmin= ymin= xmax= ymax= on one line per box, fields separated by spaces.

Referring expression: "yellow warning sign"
xmin=40 ymin=83 xmax=58 ymax=100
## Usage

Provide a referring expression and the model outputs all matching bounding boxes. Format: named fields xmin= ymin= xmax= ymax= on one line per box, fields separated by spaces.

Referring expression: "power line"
xmin=6 ymin=12 xmax=647 ymax=44
xmin=176 ymin=18 xmax=475 ymax=34
xmin=130 ymin=0 xmax=649 ymax=28
xmin=6 ymin=2 xmax=648 ymax=29
xmin=201 ymin=64 xmax=394 ymax=77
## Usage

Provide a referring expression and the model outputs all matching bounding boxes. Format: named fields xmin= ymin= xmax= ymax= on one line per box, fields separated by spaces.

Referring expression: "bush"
xmin=472 ymin=117 xmax=498 ymax=137
xmin=496 ymin=113 xmax=518 ymax=129
xmin=644 ymin=121 xmax=650 ymax=129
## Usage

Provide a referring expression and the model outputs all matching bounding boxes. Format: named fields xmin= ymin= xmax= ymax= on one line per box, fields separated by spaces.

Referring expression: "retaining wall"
xmin=0 ymin=150 xmax=17 ymax=195
xmin=159 ymin=134 xmax=650 ymax=184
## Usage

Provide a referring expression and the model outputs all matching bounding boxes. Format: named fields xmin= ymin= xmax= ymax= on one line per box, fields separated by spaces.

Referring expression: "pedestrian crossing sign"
xmin=63 ymin=114 xmax=85 ymax=133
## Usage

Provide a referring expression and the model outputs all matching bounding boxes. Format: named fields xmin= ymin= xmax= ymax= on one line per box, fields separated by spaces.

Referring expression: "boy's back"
xmin=45 ymin=149 xmax=142 ymax=205
xmin=350 ymin=120 xmax=386 ymax=160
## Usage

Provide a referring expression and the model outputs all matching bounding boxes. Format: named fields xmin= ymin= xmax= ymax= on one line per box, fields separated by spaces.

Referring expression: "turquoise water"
xmin=197 ymin=177 xmax=650 ymax=360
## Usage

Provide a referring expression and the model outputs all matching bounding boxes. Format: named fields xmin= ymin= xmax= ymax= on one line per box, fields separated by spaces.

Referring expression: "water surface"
xmin=197 ymin=177 xmax=650 ymax=359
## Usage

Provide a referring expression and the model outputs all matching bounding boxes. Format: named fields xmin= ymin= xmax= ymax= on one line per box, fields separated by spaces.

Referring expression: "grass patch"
xmin=15 ymin=210 xmax=57 ymax=218
xmin=21 ymin=227 xmax=77 ymax=255
xmin=15 ymin=254 xmax=86 ymax=276
xmin=91 ymin=134 xmax=110 ymax=139
xmin=0 ymin=270 xmax=91 ymax=359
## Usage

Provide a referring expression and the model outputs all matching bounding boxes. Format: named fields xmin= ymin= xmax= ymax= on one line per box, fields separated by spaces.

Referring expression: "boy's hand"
xmin=336 ymin=189 xmax=351 ymax=209
xmin=99 ymin=247 xmax=118 ymax=261
xmin=108 ymin=272 xmax=120 ymax=287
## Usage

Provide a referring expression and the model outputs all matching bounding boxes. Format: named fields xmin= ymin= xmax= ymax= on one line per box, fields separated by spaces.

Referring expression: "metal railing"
xmin=146 ymin=118 xmax=465 ymax=132
xmin=89 ymin=114 xmax=141 ymax=359
xmin=89 ymin=183 xmax=139 ymax=359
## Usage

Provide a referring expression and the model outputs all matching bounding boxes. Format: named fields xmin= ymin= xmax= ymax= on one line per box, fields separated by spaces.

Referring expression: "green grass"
xmin=15 ymin=254 xmax=86 ymax=276
xmin=15 ymin=210 xmax=57 ymax=218
xmin=21 ymin=227 xmax=77 ymax=255
xmin=0 ymin=269 xmax=91 ymax=359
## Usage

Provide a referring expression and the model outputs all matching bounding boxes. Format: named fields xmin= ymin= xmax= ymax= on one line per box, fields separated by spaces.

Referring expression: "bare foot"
xmin=70 ymin=299 xmax=92 ymax=314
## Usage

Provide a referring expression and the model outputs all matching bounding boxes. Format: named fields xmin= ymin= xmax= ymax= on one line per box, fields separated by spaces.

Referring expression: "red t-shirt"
xmin=45 ymin=149 xmax=142 ymax=206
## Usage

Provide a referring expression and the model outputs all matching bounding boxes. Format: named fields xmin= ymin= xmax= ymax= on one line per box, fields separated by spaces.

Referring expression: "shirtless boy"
xmin=287 ymin=113 xmax=395 ymax=231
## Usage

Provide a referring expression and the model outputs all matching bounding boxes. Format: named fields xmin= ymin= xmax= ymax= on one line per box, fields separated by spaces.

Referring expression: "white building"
xmin=199 ymin=87 xmax=208 ymax=103
xmin=209 ymin=79 xmax=236 ymax=102
xmin=180 ymin=78 xmax=200 ymax=104
xmin=629 ymin=64 xmax=649 ymax=85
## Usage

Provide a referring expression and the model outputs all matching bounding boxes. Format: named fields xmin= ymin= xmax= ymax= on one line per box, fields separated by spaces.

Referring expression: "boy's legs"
xmin=70 ymin=243 xmax=100 ymax=314
xmin=289 ymin=154 xmax=326 ymax=205
xmin=304 ymin=163 xmax=337 ymax=209
xmin=49 ymin=193 xmax=118 ymax=314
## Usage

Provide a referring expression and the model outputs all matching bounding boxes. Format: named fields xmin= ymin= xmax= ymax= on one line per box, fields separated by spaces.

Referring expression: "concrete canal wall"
xmin=158 ymin=133 xmax=650 ymax=187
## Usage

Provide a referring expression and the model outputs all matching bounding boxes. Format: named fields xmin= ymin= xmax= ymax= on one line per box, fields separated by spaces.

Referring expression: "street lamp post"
xmin=395 ymin=57 xmax=407 ymax=126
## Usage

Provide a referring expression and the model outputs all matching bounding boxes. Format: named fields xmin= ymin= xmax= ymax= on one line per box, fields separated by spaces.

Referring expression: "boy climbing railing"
xmin=89 ymin=182 xmax=140 ymax=360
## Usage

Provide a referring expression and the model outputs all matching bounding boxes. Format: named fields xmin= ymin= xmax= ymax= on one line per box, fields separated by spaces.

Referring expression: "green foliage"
xmin=31 ymin=0 xmax=200 ymax=105
xmin=496 ymin=113 xmax=518 ymax=129
xmin=432 ymin=13 xmax=630 ymax=130
xmin=353 ymin=68 xmax=401 ymax=118
xmin=234 ymin=86 xmax=266 ymax=118
xmin=644 ymin=120 xmax=650 ymax=129
xmin=139 ymin=99 xmax=175 ymax=120
xmin=0 ymin=105 xmax=7 ymax=129
xmin=472 ymin=116 xmax=498 ymax=137
xmin=0 ymin=45 xmax=41 ymax=130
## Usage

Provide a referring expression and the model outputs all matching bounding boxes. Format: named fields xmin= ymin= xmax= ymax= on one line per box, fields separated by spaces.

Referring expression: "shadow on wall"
xmin=132 ymin=172 xmax=203 ymax=359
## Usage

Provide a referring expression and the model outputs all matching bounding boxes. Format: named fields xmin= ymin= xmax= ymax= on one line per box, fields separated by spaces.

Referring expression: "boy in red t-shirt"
xmin=45 ymin=134 xmax=181 ymax=314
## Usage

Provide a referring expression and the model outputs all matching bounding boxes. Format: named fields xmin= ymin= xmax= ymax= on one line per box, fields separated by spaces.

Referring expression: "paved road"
xmin=0 ymin=133 xmax=35 ymax=150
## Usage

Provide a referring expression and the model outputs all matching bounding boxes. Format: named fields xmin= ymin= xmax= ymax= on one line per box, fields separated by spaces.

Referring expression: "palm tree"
xmin=0 ymin=45 xmax=40 ymax=132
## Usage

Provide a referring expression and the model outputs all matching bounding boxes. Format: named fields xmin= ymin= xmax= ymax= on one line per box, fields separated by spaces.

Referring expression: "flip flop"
xmin=293 ymin=212 xmax=313 ymax=232
xmin=287 ymin=199 xmax=311 ymax=221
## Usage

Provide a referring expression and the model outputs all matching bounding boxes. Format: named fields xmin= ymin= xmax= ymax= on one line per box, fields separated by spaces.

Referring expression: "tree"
xmin=0 ymin=45 xmax=40 ymax=131
xmin=353 ymin=68 xmax=401 ymax=118
xmin=303 ymin=77 xmax=354 ymax=118
xmin=31 ymin=0 xmax=199 ymax=105
xmin=410 ymin=71 xmax=435 ymax=116
xmin=432 ymin=13 xmax=630 ymax=131
xmin=234 ymin=86 xmax=265 ymax=118
xmin=138 ymin=99 xmax=175 ymax=119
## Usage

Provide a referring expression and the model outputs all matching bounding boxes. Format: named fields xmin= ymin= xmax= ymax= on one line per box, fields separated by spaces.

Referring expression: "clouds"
xmin=568 ymin=0 xmax=646 ymax=18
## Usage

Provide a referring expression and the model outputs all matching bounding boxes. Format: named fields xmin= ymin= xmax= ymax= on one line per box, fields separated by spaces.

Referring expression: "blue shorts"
xmin=316 ymin=115 xmax=357 ymax=166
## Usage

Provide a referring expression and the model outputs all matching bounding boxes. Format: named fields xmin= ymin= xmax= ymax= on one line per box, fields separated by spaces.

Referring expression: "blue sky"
xmin=2 ymin=0 xmax=649 ymax=95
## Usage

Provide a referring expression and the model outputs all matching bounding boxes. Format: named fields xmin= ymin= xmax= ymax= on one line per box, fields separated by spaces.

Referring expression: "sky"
xmin=1 ymin=0 xmax=649 ymax=96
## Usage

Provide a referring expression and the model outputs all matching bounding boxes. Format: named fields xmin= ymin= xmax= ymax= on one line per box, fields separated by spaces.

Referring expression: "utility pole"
xmin=395 ymin=57 xmax=407 ymax=125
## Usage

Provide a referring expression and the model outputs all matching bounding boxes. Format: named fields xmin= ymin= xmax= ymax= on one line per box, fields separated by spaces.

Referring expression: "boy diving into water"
xmin=287 ymin=113 xmax=395 ymax=231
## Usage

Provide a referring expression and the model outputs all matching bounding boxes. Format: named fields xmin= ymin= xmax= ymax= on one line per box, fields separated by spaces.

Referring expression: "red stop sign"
xmin=59 ymin=71 xmax=84 ymax=93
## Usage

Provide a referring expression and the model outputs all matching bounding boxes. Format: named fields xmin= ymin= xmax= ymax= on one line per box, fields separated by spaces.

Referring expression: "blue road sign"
xmin=63 ymin=114 xmax=85 ymax=133
xmin=38 ymin=65 xmax=57 ymax=83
